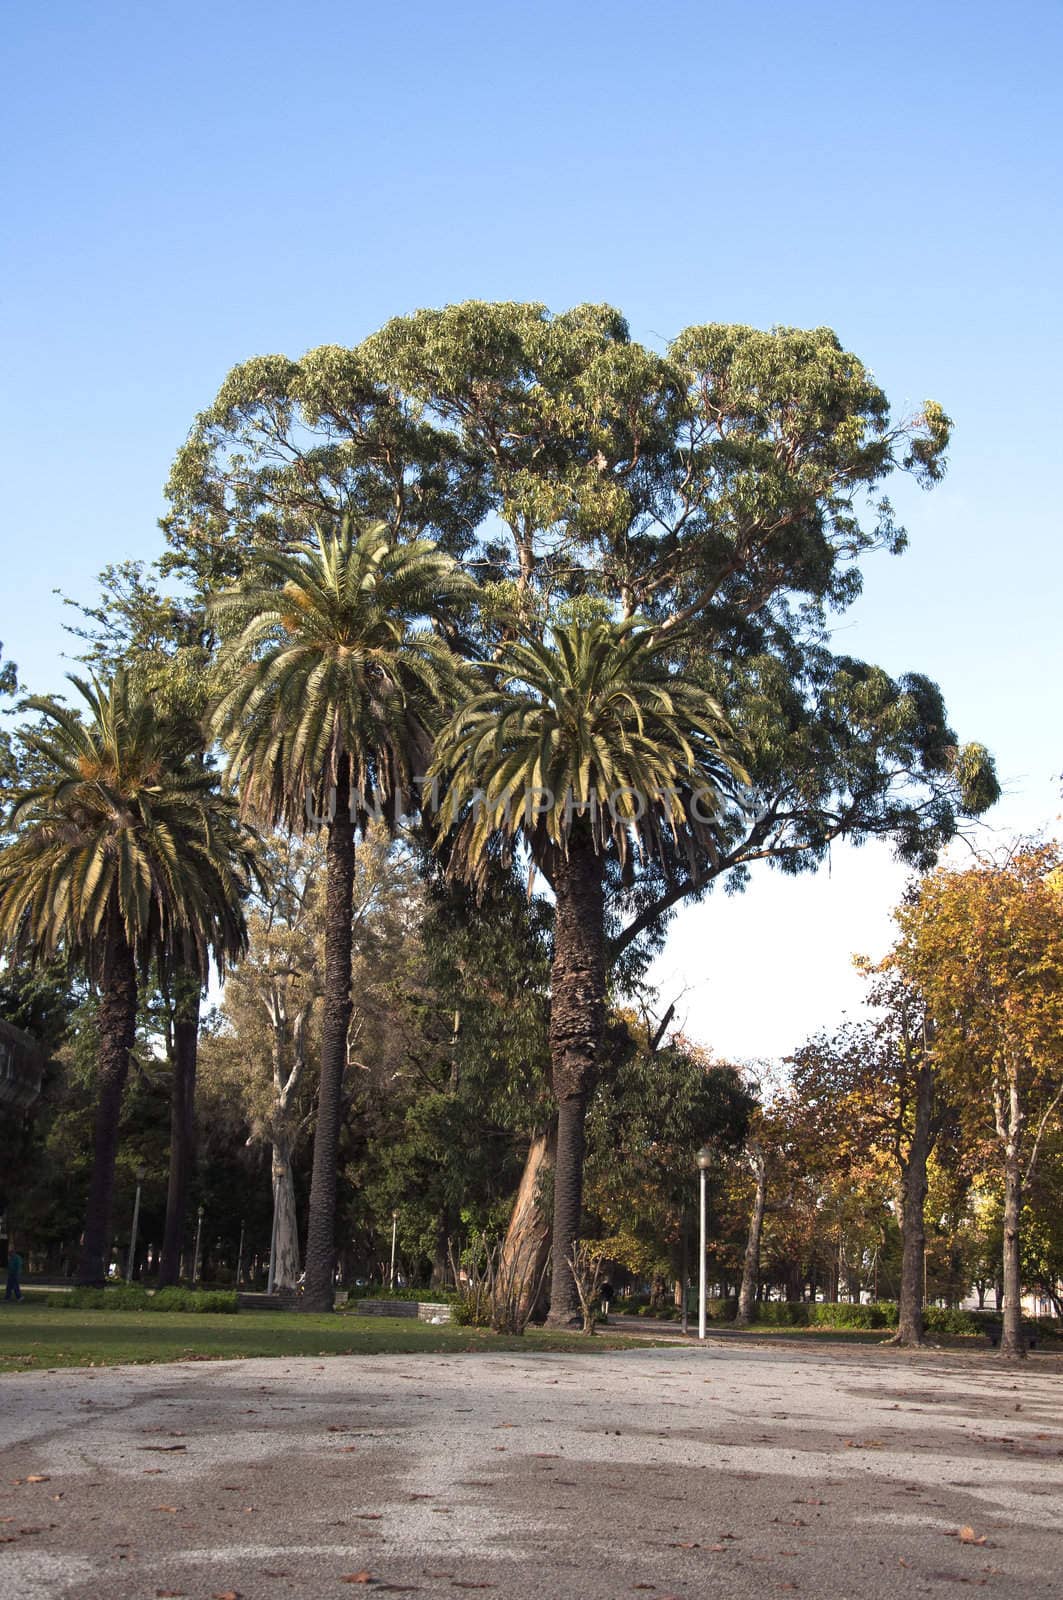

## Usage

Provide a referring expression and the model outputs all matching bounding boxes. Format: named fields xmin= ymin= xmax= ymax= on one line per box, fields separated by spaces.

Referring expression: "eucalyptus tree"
xmin=164 ymin=302 xmax=999 ymax=1276
xmin=208 ymin=515 xmax=473 ymax=1310
xmin=0 ymin=672 xmax=252 ymax=1283
xmin=165 ymin=301 xmax=997 ymax=966
xmin=432 ymin=616 xmax=748 ymax=1323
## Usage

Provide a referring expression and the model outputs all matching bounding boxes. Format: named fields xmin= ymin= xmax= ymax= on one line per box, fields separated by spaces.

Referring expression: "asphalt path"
xmin=1 ymin=1339 xmax=1060 ymax=1599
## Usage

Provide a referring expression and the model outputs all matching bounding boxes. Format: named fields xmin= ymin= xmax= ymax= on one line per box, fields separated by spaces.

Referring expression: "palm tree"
xmin=0 ymin=672 xmax=252 ymax=1283
xmin=208 ymin=515 xmax=472 ymax=1310
xmin=432 ymin=618 xmax=748 ymax=1324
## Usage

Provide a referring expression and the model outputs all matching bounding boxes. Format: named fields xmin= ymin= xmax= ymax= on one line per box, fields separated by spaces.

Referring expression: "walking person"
xmin=5 ymin=1248 xmax=23 ymax=1302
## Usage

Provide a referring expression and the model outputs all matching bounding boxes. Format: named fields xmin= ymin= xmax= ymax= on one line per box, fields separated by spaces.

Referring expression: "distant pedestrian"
xmin=599 ymin=1281 xmax=614 ymax=1322
xmin=5 ymin=1250 xmax=22 ymax=1302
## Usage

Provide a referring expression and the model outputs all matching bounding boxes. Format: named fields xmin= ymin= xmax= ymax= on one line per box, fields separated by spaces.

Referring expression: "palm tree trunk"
xmin=734 ymin=1153 xmax=767 ymax=1326
xmin=158 ymin=975 xmax=200 ymax=1287
xmin=77 ymin=912 xmax=137 ymax=1285
xmin=545 ymin=831 xmax=605 ymax=1328
xmin=301 ymin=757 xmax=355 ymax=1312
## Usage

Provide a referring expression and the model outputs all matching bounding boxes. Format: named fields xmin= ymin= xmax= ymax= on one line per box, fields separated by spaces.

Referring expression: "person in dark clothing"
xmin=5 ymin=1250 xmax=23 ymax=1301
xmin=599 ymin=1281 xmax=614 ymax=1322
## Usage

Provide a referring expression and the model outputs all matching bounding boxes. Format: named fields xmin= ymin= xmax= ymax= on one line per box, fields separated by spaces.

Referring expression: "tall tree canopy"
xmin=166 ymin=302 xmax=997 ymax=957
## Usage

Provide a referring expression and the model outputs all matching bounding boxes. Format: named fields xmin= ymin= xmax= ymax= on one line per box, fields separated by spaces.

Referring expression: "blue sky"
xmin=2 ymin=1 xmax=1060 ymax=1057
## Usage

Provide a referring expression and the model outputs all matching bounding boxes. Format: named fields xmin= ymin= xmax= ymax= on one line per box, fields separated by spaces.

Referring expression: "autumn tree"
xmin=895 ymin=844 xmax=1063 ymax=1357
xmin=792 ymin=964 xmax=958 ymax=1345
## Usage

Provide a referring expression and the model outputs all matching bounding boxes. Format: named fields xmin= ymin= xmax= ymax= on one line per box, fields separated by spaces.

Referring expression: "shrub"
xmin=152 ymin=1287 xmax=239 ymax=1314
xmin=752 ymin=1301 xmax=810 ymax=1327
xmin=923 ymin=1305 xmax=982 ymax=1336
xmin=63 ymin=1285 xmax=238 ymax=1314
xmin=450 ymin=1236 xmax=546 ymax=1334
xmin=67 ymin=1285 xmax=150 ymax=1311
xmin=807 ymin=1301 xmax=889 ymax=1329
xmin=354 ymin=1286 xmax=459 ymax=1304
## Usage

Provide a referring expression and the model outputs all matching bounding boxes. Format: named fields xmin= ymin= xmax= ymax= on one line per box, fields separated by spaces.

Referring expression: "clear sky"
xmin=2 ymin=1 xmax=1060 ymax=1061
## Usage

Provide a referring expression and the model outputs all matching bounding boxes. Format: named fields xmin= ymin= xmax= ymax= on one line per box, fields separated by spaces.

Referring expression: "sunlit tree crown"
xmin=0 ymin=670 xmax=252 ymax=979
xmin=432 ymin=618 xmax=749 ymax=880
xmin=209 ymin=516 xmax=475 ymax=829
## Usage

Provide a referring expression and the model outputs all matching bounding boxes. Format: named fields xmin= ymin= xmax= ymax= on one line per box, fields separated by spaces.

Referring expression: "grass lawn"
xmin=0 ymin=1301 xmax=657 ymax=1373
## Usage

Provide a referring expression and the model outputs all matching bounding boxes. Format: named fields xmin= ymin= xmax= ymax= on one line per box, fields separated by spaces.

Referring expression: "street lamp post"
xmin=192 ymin=1204 xmax=204 ymax=1285
xmin=697 ymin=1145 xmax=713 ymax=1340
xmin=126 ymin=1163 xmax=147 ymax=1281
xmin=389 ymin=1211 xmax=399 ymax=1290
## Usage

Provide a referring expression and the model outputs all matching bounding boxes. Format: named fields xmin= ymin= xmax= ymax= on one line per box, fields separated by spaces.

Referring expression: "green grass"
xmin=0 ymin=1303 xmax=655 ymax=1373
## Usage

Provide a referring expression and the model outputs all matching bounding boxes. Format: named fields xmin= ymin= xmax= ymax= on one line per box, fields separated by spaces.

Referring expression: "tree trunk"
xmin=734 ymin=1153 xmax=767 ymax=1326
xmin=430 ymin=1204 xmax=450 ymax=1289
xmin=893 ymin=1058 xmax=933 ymax=1346
xmin=77 ymin=914 xmax=137 ymax=1285
xmin=301 ymin=757 xmax=355 ymax=1312
xmin=996 ymin=1074 xmax=1026 ymax=1359
xmin=545 ymin=833 xmax=605 ymax=1328
xmin=158 ymin=976 xmax=200 ymax=1287
xmin=500 ymin=1120 xmax=557 ymax=1320
xmin=271 ymin=1125 xmax=301 ymax=1290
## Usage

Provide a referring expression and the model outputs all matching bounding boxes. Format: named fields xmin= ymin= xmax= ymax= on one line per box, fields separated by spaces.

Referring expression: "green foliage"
xmin=806 ymin=1301 xmax=893 ymax=1329
xmin=354 ymin=1286 xmax=459 ymax=1303
xmin=167 ymin=301 xmax=992 ymax=940
xmin=0 ymin=670 xmax=253 ymax=981
xmin=64 ymin=1285 xmax=238 ymax=1313
xmin=209 ymin=516 xmax=474 ymax=831
xmin=922 ymin=1305 xmax=983 ymax=1336
xmin=432 ymin=618 xmax=748 ymax=880
xmin=66 ymin=1284 xmax=151 ymax=1310
xmin=151 ymin=1287 xmax=239 ymax=1313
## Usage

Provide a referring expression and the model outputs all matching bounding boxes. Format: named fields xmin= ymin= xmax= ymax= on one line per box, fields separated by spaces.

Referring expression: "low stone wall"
xmin=351 ymin=1298 xmax=453 ymax=1324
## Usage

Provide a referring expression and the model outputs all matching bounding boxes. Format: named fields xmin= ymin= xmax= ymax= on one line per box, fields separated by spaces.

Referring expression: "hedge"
xmin=64 ymin=1286 xmax=239 ymax=1314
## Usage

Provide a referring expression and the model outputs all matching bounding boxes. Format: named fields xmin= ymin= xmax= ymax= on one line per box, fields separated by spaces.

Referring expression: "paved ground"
xmin=1 ymin=1340 xmax=1060 ymax=1600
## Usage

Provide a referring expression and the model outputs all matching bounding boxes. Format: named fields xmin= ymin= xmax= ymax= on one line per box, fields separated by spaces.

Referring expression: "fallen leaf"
xmin=139 ymin=1445 xmax=187 ymax=1453
xmin=25 ymin=1475 xmax=50 ymax=1484
xmin=342 ymin=1576 xmax=374 ymax=1586
xmin=212 ymin=1592 xmax=241 ymax=1599
xmin=958 ymin=1526 xmax=989 ymax=1546
xmin=154 ymin=1505 xmax=178 ymax=1514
